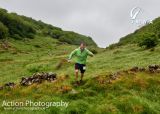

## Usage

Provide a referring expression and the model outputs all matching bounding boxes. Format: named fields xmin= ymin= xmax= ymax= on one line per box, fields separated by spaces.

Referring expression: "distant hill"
xmin=109 ymin=17 xmax=160 ymax=48
xmin=0 ymin=8 xmax=97 ymax=46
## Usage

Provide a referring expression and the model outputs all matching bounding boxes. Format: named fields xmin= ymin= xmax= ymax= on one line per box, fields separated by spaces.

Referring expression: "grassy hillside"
xmin=0 ymin=8 xmax=97 ymax=46
xmin=109 ymin=17 xmax=160 ymax=48
xmin=0 ymin=36 xmax=160 ymax=114
xmin=0 ymin=8 xmax=160 ymax=114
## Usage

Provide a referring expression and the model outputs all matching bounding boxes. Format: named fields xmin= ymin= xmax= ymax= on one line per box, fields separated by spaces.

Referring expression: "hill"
xmin=109 ymin=17 xmax=160 ymax=48
xmin=0 ymin=8 xmax=97 ymax=46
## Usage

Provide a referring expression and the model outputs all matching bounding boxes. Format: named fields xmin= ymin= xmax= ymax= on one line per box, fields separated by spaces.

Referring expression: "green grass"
xmin=0 ymin=36 xmax=160 ymax=114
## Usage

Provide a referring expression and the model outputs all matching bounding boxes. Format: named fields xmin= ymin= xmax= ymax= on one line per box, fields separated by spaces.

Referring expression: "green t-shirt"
xmin=68 ymin=47 xmax=94 ymax=64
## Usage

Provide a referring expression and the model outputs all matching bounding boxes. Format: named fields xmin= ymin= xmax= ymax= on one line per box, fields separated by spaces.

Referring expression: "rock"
xmin=46 ymin=72 xmax=57 ymax=81
xmin=149 ymin=69 xmax=155 ymax=73
xmin=148 ymin=65 xmax=160 ymax=73
xmin=20 ymin=77 xmax=28 ymax=86
xmin=139 ymin=67 xmax=146 ymax=72
xmin=20 ymin=72 xmax=57 ymax=86
xmin=4 ymin=82 xmax=15 ymax=88
xmin=130 ymin=67 xmax=139 ymax=72
xmin=149 ymin=65 xmax=159 ymax=70
xmin=157 ymin=69 xmax=160 ymax=73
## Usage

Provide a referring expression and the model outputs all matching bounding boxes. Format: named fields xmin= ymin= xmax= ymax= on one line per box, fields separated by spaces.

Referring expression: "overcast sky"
xmin=0 ymin=0 xmax=159 ymax=47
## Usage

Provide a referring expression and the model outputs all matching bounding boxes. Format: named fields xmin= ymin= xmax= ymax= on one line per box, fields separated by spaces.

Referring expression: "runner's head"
xmin=80 ymin=42 xmax=86 ymax=51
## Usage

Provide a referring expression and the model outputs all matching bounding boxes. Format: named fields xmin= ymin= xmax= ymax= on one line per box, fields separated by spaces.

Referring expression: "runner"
xmin=68 ymin=42 xmax=94 ymax=85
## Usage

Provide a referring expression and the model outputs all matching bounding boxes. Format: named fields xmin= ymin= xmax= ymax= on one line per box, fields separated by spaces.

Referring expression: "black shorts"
xmin=75 ymin=63 xmax=86 ymax=73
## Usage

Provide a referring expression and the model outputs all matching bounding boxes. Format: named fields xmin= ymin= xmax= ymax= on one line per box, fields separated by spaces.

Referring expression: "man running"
xmin=68 ymin=42 xmax=94 ymax=85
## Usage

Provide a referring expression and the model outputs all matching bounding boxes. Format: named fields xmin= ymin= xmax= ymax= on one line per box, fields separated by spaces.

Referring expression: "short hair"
xmin=80 ymin=42 xmax=86 ymax=46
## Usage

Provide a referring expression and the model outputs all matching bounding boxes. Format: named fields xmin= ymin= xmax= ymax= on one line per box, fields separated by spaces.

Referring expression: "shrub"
xmin=12 ymin=34 xmax=21 ymax=40
xmin=138 ymin=36 xmax=158 ymax=49
xmin=0 ymin=22 xmax=8 ymax=39
xmin=89 ymin=48 xmax=98 ymax=54
xmin=59 ymin=31 xmax=97 ymax=46
xmin=50 ymin=29 xmax=63 ymax=39
xmin=107 ymin=43 xmax=121 ymax=49
xmin=0 ymin=8 xmax=36 ymax=39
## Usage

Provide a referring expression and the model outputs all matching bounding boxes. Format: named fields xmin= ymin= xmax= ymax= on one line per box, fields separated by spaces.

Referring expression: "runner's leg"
xmin=80 ymin=73 xmax=84 ymax=81
xmin=75 ymin=69 xmax=79 ymax=82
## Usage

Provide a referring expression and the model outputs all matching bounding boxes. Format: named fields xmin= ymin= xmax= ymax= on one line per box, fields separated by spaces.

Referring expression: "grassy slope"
xmin=0 ymin=36 xmax=160 ymax=114
xmin=117 ymin=17 xmax=160 ymax=45
xmin=0 ymin=8 xmax=97 ymax=46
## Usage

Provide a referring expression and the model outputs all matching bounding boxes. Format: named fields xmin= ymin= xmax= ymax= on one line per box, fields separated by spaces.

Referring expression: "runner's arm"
xmin=86 ymin=49 xmax=94 ymax=57
xmin=68 ymin=49 xmax=77 ymax=60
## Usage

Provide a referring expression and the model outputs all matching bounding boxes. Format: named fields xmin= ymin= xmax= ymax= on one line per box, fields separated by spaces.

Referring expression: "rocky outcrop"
xmin=20 ymin=72 xmax=57 ymax=86
xmin=0 ymin=72 xmax=57 ymax=90
xmin=148 ymin=65 xmax=160 ymax=73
